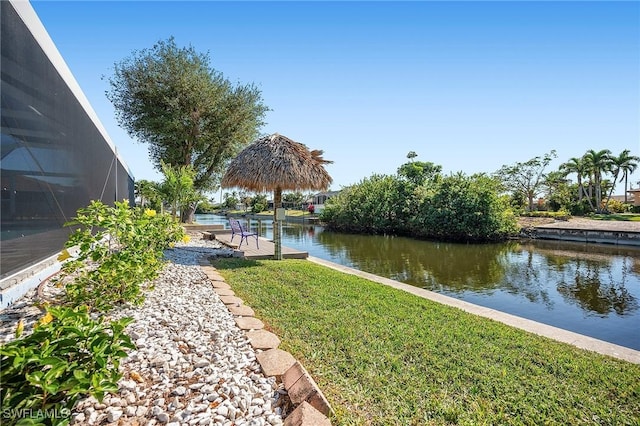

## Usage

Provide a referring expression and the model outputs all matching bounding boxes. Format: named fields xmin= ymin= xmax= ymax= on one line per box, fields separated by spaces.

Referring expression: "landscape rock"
xmin=0 ymin=234 xmax=285 ymax=425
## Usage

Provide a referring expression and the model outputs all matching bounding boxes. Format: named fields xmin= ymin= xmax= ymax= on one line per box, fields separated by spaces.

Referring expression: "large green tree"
xmin=542 ymin=170 xmax=570 ymax=210
xmin=282 ymin=192 xmax=306 ymax=209
xmin=222 ymin=191 xmax=240 ymax=210
xmin=397 ymin=152 xmax=442 ymax=187
xmin=106 ymin=37 xmax=269 ymax=221
xmin=495 ymin=150 xmax=557 ymax=212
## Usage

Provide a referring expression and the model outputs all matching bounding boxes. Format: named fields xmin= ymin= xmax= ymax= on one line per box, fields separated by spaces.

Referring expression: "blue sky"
xmin=30 ymin=1 xmax=640 ymax=197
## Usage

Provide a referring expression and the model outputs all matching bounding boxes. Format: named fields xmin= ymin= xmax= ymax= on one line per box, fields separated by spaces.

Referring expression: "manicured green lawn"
xmin=213 ymin=258 xmax=640 ymax=426
xmin=591 ymin=213 xmax=640 ymax=222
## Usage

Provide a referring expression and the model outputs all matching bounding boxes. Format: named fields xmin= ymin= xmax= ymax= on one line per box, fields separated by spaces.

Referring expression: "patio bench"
xmin=229 ymin=218 xmax=259 ymax=249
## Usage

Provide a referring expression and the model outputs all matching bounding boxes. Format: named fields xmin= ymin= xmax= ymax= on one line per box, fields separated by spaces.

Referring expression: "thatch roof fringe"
xmin=221 ymin=133 xmax=333 ymax=192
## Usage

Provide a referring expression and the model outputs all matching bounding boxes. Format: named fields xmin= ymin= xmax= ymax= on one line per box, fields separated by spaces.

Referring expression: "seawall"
xmin=530 ymin=218 xmax=640 ymax=247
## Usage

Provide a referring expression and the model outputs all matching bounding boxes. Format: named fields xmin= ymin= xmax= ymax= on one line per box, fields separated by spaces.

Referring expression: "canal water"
xmin=195 ymin=214 xmax=640 ymax=351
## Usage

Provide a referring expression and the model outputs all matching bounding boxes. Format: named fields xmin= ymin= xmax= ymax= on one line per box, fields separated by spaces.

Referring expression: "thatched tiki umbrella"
xmin=221 ymin=133 xmax=332 ymax=259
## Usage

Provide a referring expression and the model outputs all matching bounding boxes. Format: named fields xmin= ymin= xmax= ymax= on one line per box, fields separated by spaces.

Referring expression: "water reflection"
xmin=315 ymin=230 xmax=512 ymax=292
xmin=322 ymin=233 xmax=637 ymax=317
xmin=499 ymin=250 xmax=556 ymax=310
xmin=555 ymin=257 xmax=637 ymax=317
xmin=195 ymin=214 xmax=640 ymax=349
xmin=520 ymin=241 xmax=639 ymax=317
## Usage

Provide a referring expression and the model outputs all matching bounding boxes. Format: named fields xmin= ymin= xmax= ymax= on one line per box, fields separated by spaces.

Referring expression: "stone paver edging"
xmin=306 ymin=256 xmax=640 ymax=365
xmin=199 ymin=261 xmax=334 ymax=425
xmin=245 ymin=330 xmax=281 ymax=350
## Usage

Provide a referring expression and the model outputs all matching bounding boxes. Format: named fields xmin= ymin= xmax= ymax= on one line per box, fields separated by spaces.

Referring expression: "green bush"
xmin=322 ymin=172 xmax=517 ymax=242
xmin=606 ymin=199 xmax=632 ymax=213
xmin=320 ymin=174 xmax=409 ymax=234
xmin=249 ymin=194 xmax=268 ymax=213
xmin=0 ymin=306 xmax=134 ymax=425
xmin=412 ymin=174 xmax=518 ymax=241
xmin=195 ymin=199 xmax=216 ymax=214
xmin=251 ymin=202 xmax=267 ymax=213
xmin=567 ymin=199 xmax=591 ymax=216
xmin=59 ymin=200 xmax=185 ymax=311
xmin=221 ymin=196 xmax=239 ymax=210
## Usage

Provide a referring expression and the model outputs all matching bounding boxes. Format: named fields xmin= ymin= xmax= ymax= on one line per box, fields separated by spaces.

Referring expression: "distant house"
xmin=626 ymin=189 xmax=640 ymax=206
xmin=306 ymin=190 xmax=341 ymax=213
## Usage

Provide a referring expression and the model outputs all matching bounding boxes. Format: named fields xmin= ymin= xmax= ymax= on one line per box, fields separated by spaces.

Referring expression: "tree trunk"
xmin=181 ymin=204 xmax=196 ymax=224
xmin=273 ymin=187 xmax=282 ymax=260
xmin=604 ymin=171 xmax=620 ymax=212
xmin=577 ymin=176 xmax=583 ymax=202
xmin=624 ymin=175 xmax=629 ymax=203
xmin=595 ymin=172 xmax=603 ymax=213
xmin=583 ymin=182 xmax=595 ymax=212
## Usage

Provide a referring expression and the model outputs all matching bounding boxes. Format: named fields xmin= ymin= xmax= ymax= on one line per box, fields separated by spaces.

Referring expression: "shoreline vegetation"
xmin=203 ymin=209 xmax=640 ymax=235
xmin=214 ymin=257 xmax=640 ymax=425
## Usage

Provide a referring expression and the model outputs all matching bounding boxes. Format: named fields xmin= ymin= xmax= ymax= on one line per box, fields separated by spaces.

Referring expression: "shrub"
xmin=606 ymin=199 xmax=632 ymax=213
xmin=411 ymin=173 xmax=518 ymax=241
xmin=222 ymin=196 xmax=239 ymax=210
xmin=250 ymin=194 xmax=268 ymax=213
xmin=567 ymin=200 xmax=590 ymax=216
xmin=320 ymin=174 xmax=409 ymax=234
xmin=251 ymin=202 xmax=267 ymax=213
xmin=59 ymin=200 xmax=185 ymax=311
xmin=0 ymin=306 xmax=134 ymax=425
xmin=322 ymin=172 xmax=517 ymax=242
xmin=195 ymin=199 xmax=216 ymax=214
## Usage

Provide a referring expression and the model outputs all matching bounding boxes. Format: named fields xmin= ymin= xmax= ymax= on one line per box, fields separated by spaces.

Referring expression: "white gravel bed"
xmin=1 ymin=233 xmax=285 ymax=426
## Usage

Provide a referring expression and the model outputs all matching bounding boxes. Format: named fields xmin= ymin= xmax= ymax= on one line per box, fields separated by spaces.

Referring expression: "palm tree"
xmin=561 ymin=157 xmax=588 ymax=202
xmin=159 ymin=160 xmax=198 ymax=221
xmin=615 ymin=149 xmax=640 ymax=203
xmin=135 ymin=179 xmax=159 ymax=208
xmin=583 ymin=149 xmax=612 ymax=213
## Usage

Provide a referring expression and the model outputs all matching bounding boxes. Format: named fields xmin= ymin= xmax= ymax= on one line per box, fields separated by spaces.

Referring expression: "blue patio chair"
xmin=229 ymin=218 xmax=259 ymax=249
